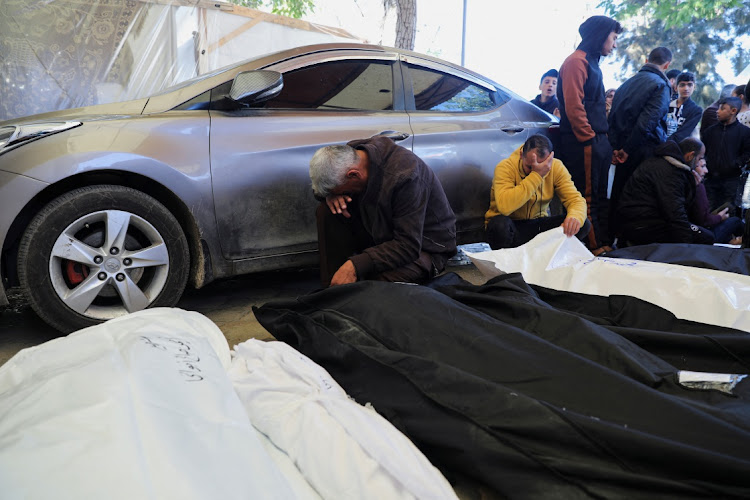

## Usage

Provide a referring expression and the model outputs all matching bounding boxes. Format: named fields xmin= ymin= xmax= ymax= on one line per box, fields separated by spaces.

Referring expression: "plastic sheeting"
xmin=229 ymin=339 xmax=458 ymax=500
xmin=0 ymin=0 xmax=360 ymax=121
xmin=466 ymin=227 xmax=750 ymax=331
xmin=0 ymin=308 xmax=298 ymax=500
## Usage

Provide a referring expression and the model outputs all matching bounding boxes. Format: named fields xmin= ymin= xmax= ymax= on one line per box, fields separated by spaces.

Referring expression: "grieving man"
xmin=485 ymin=134 xmax=591 ymax=249
xmin=617 ymin=138 xmax=712 ymax=245
xmin=309 ymin=136 xmax=456 ymax=287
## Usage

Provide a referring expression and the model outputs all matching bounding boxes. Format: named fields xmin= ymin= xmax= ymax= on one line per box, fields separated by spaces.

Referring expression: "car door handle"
xmin=376 ymin=130 xmax=411 ymax=141
xmin=501 ymin=127 xmax=525 ymax=134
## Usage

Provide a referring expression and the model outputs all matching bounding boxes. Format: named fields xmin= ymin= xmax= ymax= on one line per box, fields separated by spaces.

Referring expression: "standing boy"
xmin=702 ymin=96 xmax=750 ymax=212
xmin=666 ymin=69 xmax=681 ymax=101
xmin=700 ymin=84 xmax=736 ymax=139
xmin=557 ymin=15 xmax=622 ymax=250
xmin=666 ymin=72 xmax=702 ymax=143
xmin=530 ymin=69 xmax=560 ymax=117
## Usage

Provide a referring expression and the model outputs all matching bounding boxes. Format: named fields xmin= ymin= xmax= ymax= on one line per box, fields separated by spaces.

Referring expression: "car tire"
xmin=18 ymin=185 xmax=190 ymax=333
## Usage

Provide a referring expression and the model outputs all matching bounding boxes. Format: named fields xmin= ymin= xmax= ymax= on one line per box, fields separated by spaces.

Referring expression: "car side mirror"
xmin=229 ymin=70 xmax=283 ymax=105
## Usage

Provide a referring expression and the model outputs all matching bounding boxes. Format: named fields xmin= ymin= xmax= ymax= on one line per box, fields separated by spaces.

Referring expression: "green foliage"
xmin=600 ymin=0 xmax=750 ymax=106
xmin=600 ymin=0 xmax=744 ymax=29
xmin=227 ymin=0 xmax=314 ymax=18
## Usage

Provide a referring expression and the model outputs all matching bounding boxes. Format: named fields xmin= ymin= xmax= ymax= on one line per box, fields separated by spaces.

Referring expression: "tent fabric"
xmin=603 ymin=242 xmax=750 ymax=275
xmin=465 ymin=227 xmax=750 ymax=331
xmin=253 ymin=277 xmax=750 ymax=499
xmin=228 ymin=339 xmax=457 ymax=500
xmin=0 ymin=308 xmax=299 ymax=500
xmin=0 ymin=0 xmax=360 ymax=121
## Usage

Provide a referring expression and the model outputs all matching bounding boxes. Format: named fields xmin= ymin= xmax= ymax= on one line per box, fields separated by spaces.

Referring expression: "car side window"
xmin=406 ymin=64 xmax=497 ymax=112
xmin=260 ymin=60 xmax=395 ymax=110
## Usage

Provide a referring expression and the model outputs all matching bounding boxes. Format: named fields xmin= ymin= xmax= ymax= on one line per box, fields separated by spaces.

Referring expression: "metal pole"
xmin=461 ymin=0 xmax=467 ymax=67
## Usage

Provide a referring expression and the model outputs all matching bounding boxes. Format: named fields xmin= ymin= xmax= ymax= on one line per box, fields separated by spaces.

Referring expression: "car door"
xmin=209 ymin=50 xmax=412 ymax=262
xmin=401 ymin=55 xmax=554 ymax=243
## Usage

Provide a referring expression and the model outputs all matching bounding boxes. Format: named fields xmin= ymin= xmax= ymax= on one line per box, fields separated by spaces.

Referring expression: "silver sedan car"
xmin=0 ymin=43 xmax=557 ymax=332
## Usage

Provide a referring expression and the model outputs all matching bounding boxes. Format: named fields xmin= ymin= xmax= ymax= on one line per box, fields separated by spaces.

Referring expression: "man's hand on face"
xmin=330 ymin=259 xmax=357 ymax=286
xmin=561 ymin=217 xmax=581 ymax=237
xmin=530 ymin=151 xmax=554 ymax=177
xmin=692 ymin=170 xmax=702 ymax=185
xmin=326 ymin=195 xmax=353 ymax=218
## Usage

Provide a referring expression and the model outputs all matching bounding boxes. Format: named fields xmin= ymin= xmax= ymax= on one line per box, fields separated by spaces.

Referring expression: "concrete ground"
xmin=0 ymin=263 xmax=487 ymax=367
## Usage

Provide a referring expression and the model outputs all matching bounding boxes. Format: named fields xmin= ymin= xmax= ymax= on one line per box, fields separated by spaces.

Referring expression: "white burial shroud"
xmin=229 ymin=339 xmax=459 ymax=500
xmin=466 ymin=227 xmax=750 ymax=332
xmin=0 ymin=308 xmax=302 ymax=500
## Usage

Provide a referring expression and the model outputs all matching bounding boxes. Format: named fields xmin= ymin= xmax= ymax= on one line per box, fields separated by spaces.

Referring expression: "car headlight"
xmin=0 ymin=121 xmax=82 ymax=156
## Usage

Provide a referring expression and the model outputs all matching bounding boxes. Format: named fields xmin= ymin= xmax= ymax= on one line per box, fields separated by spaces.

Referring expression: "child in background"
xmin=666 ymin=72 xmax=702 ymax=142
xmin=702 ymin=96 xmax=750 ymax=212
xmin=605 ymin=88 xmax=615 ymax=117
xmin=530 ymin=69 xmax=560 ymax=117
xmin=733 ymin=85 xmax=750 ymax=127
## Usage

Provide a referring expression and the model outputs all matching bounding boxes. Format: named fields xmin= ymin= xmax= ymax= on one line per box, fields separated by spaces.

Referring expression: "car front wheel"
xmin=18 ymin=185 xmax=190 ymax=332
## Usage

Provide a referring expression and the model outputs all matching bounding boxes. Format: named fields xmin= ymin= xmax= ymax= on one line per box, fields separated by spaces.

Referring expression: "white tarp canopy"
xmin=0 ymin=0 xmax=361 ymax=121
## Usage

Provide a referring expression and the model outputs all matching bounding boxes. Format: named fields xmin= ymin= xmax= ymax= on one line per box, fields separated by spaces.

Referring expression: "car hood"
xmin=0 ymin=99 xmax=151 ymax=127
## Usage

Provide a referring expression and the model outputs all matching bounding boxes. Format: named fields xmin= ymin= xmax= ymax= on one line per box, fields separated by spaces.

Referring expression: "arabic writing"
xmin=140 ymin=335 xmax=204 ymax=382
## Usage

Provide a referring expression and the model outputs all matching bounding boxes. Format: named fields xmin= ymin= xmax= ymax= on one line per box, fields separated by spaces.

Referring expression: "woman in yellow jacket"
xmin=484 ymin=134 xmax=590 ymax=249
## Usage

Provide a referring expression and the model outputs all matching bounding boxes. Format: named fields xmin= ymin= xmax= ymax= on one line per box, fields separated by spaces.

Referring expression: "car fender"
xmin=0 ymin=113 xmax=229 ymax=288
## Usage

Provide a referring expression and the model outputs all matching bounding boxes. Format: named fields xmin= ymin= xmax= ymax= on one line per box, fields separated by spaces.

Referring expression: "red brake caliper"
xmin=65 ymin=261 xmax=90 ymax=285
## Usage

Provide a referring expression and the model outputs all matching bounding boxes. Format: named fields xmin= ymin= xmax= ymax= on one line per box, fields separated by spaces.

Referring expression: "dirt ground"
xmin=0 ymin=264 xmax=486 ymax=366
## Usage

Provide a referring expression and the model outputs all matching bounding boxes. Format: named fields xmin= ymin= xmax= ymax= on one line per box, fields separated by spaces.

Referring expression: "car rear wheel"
xmin=18 ymin=185 xmax=189 ymax=333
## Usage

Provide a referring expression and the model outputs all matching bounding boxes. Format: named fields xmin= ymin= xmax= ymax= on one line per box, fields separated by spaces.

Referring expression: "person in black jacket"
xmin=607 ymin=46 xmax=673 ymax=241
xmin=702 ymin=96 xmax=750 ymax=212
xmin=309 ymin=137 xmax=457 ymax=287
xmin=700 ymin=84 xmax=736 ymax=140
xmin=666 ymin=72 xmax=702 ymax=143
xmin=617 ymin=138 xmax=713 ymax=245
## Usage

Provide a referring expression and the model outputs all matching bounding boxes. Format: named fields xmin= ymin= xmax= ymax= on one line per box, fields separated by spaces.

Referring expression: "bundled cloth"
xmin=0 ymin=308 xmax=454 ymax=499
xmin=466 ymin=227 xmax=750 ymax=331
xmin=229 ymin=339 xmax=457 ymax=500
xmin=0 ymin=308 xmax=297 ymax=500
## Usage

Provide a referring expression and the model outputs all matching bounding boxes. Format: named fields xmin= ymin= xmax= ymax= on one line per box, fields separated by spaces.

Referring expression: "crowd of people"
xmin=305 ymin=14 xmax=750 ymax=288
xmin=520 ymin=15 xmax=750 ymax=253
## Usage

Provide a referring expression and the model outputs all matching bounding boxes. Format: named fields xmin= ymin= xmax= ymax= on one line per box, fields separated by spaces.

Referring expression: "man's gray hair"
xmin=309 ymin=144 xmax=359 ymax=198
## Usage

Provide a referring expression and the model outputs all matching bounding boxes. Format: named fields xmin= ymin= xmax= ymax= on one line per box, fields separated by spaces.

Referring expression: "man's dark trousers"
xmin=558 ymin=132 xmax=612 ymax=248
xmin=316 ymin=202 xmax=437 ymax=287
xmin=608 ymin=143 xmax=658 ymax=241
xmin=485 ymin=214 xmax=592 ymax=249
